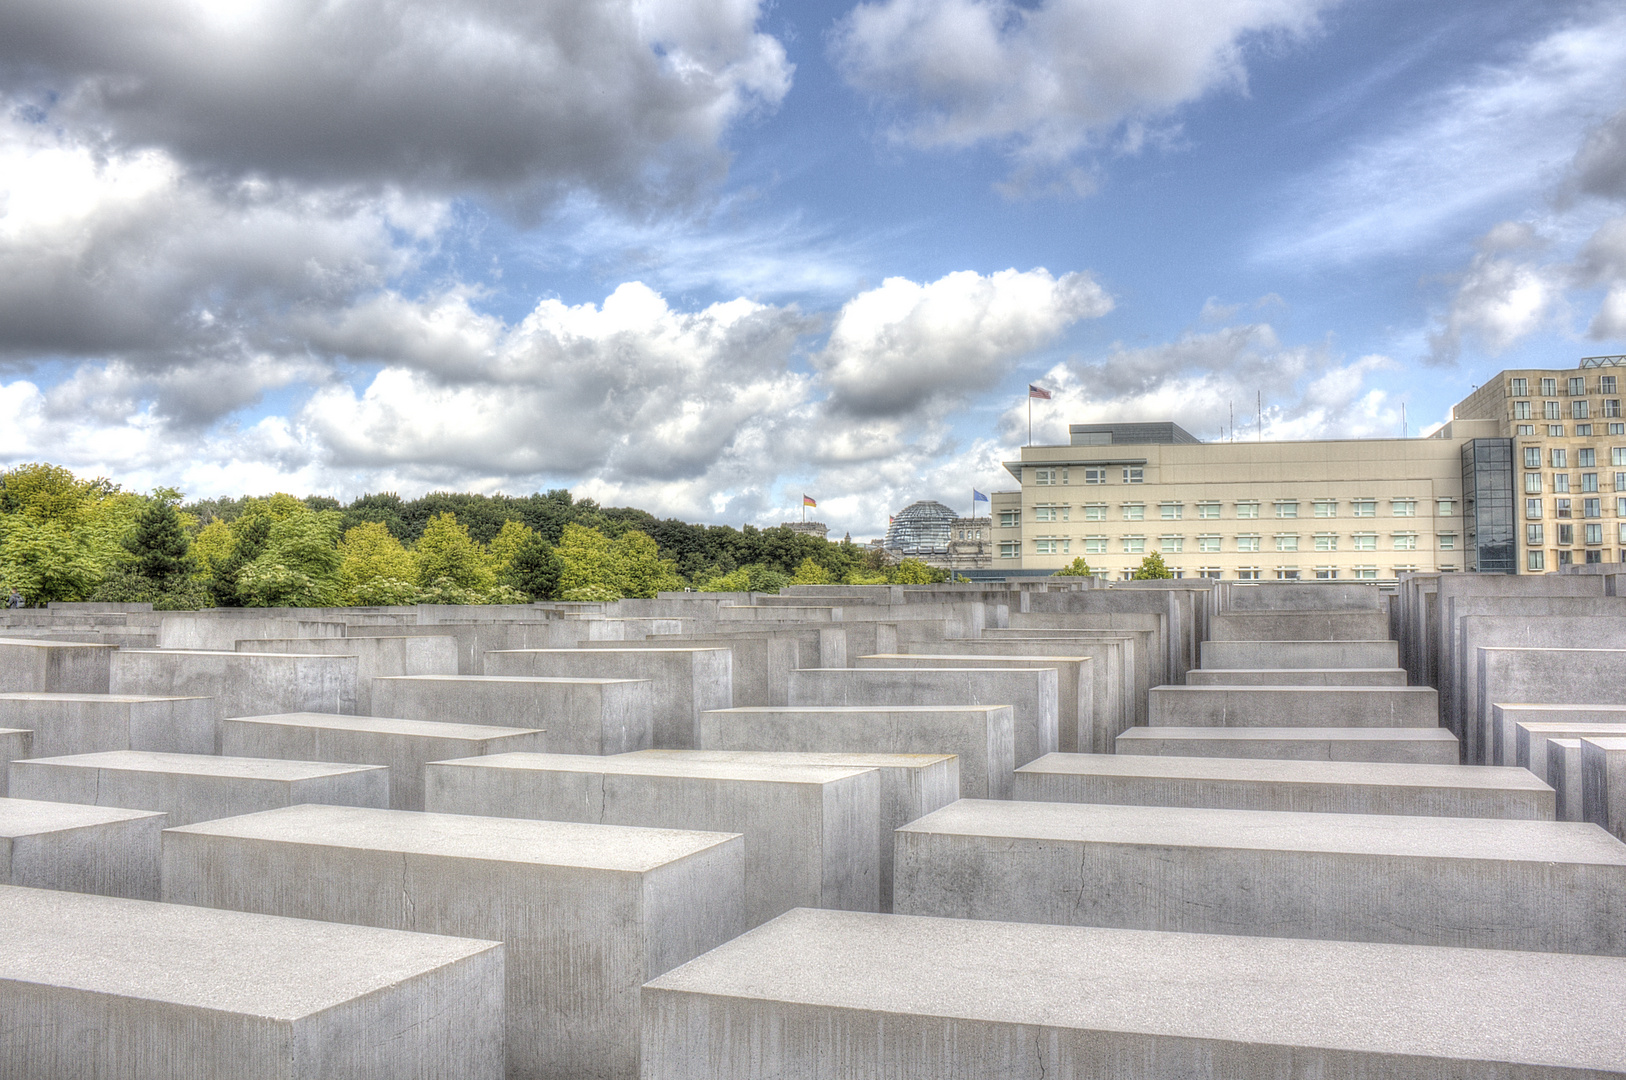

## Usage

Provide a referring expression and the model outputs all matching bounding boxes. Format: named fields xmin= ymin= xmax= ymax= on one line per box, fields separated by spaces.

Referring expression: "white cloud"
xmin=832 ymin=0 xmax=1326 ymax=170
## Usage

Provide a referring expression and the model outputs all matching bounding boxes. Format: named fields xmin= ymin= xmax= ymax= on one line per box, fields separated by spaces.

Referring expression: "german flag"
xmin=803 ymin=495 xmax=817 ymax=508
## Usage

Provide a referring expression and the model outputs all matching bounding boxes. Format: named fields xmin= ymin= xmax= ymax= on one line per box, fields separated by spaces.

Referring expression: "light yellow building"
xmin=990 ymin=357 xmax=1626 ymax=580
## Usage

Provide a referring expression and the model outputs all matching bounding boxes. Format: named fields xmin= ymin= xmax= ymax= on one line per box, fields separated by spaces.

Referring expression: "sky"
xmin=0 ymin=0 xmax=1623 ymax=540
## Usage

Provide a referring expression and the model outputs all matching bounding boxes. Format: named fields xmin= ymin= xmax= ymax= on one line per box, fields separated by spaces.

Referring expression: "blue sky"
xmin=0 ymin=0 xmax=1622 ymax=539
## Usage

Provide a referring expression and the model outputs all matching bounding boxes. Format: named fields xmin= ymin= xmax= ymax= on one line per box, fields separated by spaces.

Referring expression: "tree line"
xmin=0 ymin=463 xmax=946 ymax=608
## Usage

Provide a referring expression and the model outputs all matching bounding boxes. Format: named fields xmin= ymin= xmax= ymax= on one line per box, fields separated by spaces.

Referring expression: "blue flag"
xmin=972 ymin=489 xmax=989 ymax=503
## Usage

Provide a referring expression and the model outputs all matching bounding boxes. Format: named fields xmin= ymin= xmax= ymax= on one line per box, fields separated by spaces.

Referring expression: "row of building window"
xmin=1511 ymin=400 xmax=1622 ymax=420
xmin=1522 ymin=473 xmax=1625 ymax=494
xmin=1016 ymin=531 xmax=1445 ymax=556
xmin=1528 ymin=549 xmax=1620 ymax=570
xmin=1525 ymin=523 xmax=1626 ymax=546
xmin=1525 ymin=447 xmax=1626 ymax=468
xmin=1523 ymin=497 xmax=1626 ymax=519
xmin=1509 ymin=376 xmax=1620 ymax=397
xmin=1004 ymin=498 xmax=1450 ymax=526
xmin=1514 ymin=424 xmax=1626 ymax=437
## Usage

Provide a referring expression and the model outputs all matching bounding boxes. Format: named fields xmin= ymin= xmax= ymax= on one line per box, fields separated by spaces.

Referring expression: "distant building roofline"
xmin=1068 ymin=422 xmax=1201 ymax=446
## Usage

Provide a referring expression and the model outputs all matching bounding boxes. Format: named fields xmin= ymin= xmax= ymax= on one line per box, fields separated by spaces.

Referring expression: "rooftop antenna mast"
xmin=1402 ymin=402 xmax=1408 ymax=439
xmin=1257 ymin=390 xmax=1262 ymax=442
xmin=1229 ymin=401 xmax=1234 ymax=443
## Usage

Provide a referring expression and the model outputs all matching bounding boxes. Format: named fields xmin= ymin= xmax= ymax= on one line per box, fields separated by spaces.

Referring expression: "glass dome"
xmin=883 ymin=500 xmax=957 ymax=556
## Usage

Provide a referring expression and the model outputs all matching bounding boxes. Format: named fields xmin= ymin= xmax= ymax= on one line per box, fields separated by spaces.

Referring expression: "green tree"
xmin=504 ymin=533 xmax=564 ymax=601
xmin=612 ymin=530 xmax=684 ymax=598
xmin=1052 ymin=556 xmax=1094 ymax=578
xmin=337 ymin=522 xmax=420 ymax=606
xmin=209 ymin=512 xmax=271 ymax=606
xmin=0 ymin=518 xmax=104 ymax=604
xmin=556 ymin=523 xmax=622 ymax=600
xmin=236 ymin=511 xmax=344 ymax=607
xmin=414 ymin=513 xmax=495 ymax=592
xmin=790 ymin=557 xmax=833 ymax=585
xmin=888 ymin=558 xmax=947 ymax=584
xmin=124 ymin=498 xmax=196 ymax=590
xmin=1132 ymin=552 xmax=1174 ymax=580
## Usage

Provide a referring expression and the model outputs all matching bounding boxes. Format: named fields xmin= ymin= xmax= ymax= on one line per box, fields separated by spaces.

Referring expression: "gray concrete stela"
xmin=2 ymin=572 xmax=1626 ymax=1077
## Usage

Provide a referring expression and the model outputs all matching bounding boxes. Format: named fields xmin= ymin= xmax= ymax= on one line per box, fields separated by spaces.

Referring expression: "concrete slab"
xmin=0 ymin=797 xmax=165 ymax=898
xmin=482 ymin=647 xmax=731 ymax=749
xmin=424 ymin=752 xmax=880 ymax=926
xmin=858 ymin=654 xmax=1094 ymax=756
xmin=894 ymin=799 xmax=1626 ymax=954
xmin=1116 ymin=725 xmax=1461 ymax=764
xmin=1208 ymin=611 xmax=1389 ymax=640
xmin=1200 ymin=639 xmax=1399 ymax=669
xmin=371 ymin=674 xmax=653 ymax=755
xmin=9 ymin=750 xmax=388 ymax=826
xmin=0 ymin=883 xmax=503 ymax=1079
xmin=1148 ymin=685 xmax=1439 ymax=728
xmin=620 ymin=748 xmax=958 ymax=911
xmin=583 ymin=634 xmax=799 ymax=706
xmin=221 ymin=712 xmax=548 ymax=811
xmin=1548 ymin=739 xmax=1586 ymax=822
xmin=0 ymin=638 xmax=115 ymax=693
xmin=1184 ymin=668 xmax=1407 ymax=685
xmin=1517 ymin=719 xmax=1626 ymax=786
xmin=698 ymin=705 xmax=1014 ymax=799
xmin=642 ymin=907 xmax=1626 ymax=1080
xmin=1582 ymin=737 xmax=1626 ymax=842
xmin=1014 ymin=752 xmax=1553 ymax=819
xmin=111 ymin=649 xmax=358 ymax=717
xmin=788 ymin=667 xmax=1058 ymax=767
xmin=234 ymin=635 xmax=459 ymax=714
xmin=0 ymin=692 xmax=220 ymax=757
xmin=0 ymin=728 xmax=29 ymax=794
xmin=1476 ymin=647 xmax=1626 ymax=765
xmin=163 ymin=804 xmax=742 ymax=1080
xmin=1504 ymin=706 xmax=1626 ymax=781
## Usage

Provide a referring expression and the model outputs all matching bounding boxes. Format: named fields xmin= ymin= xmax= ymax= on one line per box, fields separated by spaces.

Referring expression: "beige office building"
xmin=992 ymin=356 xmax=1625 ymax=580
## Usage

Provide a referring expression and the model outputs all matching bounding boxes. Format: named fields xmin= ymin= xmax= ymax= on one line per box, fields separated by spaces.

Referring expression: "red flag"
xmin=1028 ymin=384 xmax=1052 ymax=400
xmin=803 ymin=495 xmax=817 ymax=507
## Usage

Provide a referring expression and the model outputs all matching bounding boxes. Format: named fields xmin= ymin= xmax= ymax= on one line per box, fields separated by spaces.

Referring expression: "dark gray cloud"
xmin=1572 ymin=108 xmax=1626 ymax=203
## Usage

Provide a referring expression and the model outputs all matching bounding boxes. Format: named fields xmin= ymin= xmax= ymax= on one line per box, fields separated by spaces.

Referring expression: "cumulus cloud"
xmin=1425 ymin=223 xmax=1557 ymax=365
xmin=831 ymin=0 xmax=1326 ymax=169
xmin=1569 ymin=107 xmax=1626 ymax=203
xmin=0 ymin=0 xmax=791 ymax=208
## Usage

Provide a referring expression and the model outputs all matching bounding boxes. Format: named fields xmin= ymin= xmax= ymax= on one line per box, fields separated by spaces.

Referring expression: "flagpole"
xmin=1028 ymin=394 xmax=1032 ymax=447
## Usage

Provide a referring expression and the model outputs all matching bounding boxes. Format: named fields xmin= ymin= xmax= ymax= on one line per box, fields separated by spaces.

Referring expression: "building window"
xmin=1275 ymin=533 xmax=1299 ymax=552
xmin=1574 ymin=400 xmax=1592 ymax=420
xmin=1122 ymin=503 xmax=1145 ymax=520
xmin=1557 ymin=498 xmax=1572 ymax=519
xmin=1527 ymin=523 xmax=1544 ymax=546
xmin=1620 ymin=523 xmax=1626 ymax=544
xmin=1570 ymin=376 xmax=1587 ymax=396
xmin=1352 ymin=566 xmax=1378 ymax=580
xmin=1549 ymin=425 xmax=1566 ymax=437
xmin=1122 ymin=467 xmax=1143 ymax=484
xmin=1351 ymin=500 xmax=1376 ymax=517
xmin=1196 ymin=502 xmax=1221 ymax=519
xmin=1159 ymin=535 xmax=1184 ymax=553
xmin=1160 ymin=502 xmax=1183 ymax=519
xmin=1523 ymin=447 xmax=1542 ymax=468
xmin=1314 ymin=567 xmax=1338 ymax=579
xmin=1274 ymin=500 xmax=1299 ymax=518
xmin=1525 ymin=473 xmax=1543 ymax=494
xmin=1235 ymin=502 xmax=1260 ymax=518
xmin=1558 ymin=524 xmax=1574 ymax=546
xmin=1527 ymin=550 xmax=1545 ymax=571
xmin=1612 ymin=424 xmax=1626 ymax=435
xmin=1525 ymin=498 xmax=1542 ymax=519
xmin=1275 ymin=568 xmax=1301 ymax=580
xmin=1034 ymin=538 xmax=1069 ymax=555
xmin=1585 ymin=523 xmax=1604 ymax=545
xmin=1314 ymin=533 xmax=1338 ymax=551
xmin=1614 ymin=448 xmax=1626 ymax=467
xmin=1237 ymin=568 xmax=1261 ymax=580
xmin=1436 ymin=498 xmax=1456 ymax=516
xmin=1619 ymin=497 xmax=1626 ymax=518
xmin=1352 ymin=532 xmax=1377 ymax=550
xmin=1392 ymin=499 xmax=1416 ymax=516
xmin=1578 ymin=424 xmax=1594 ymax=436
xmin=1197 ymin=535 xmax=1222 ymax=552
xmin=1122 ymin=535 xmax=1146 ymax=553
xmin=1580 ymin=448 xmax=1597 ymax=467
xmin=1033 ymin=505 xmax=1068 ymax=522
xmin=999 ymin=541 xmax=1019 ymax=558
xmin=1559 ymin=549 xmax=1574 ymax=565
xmin=1084 ymin=536 xmax=1108 ymax=554
xmin=1517 ymin=425 xmax=1536 ymax=435
xmin=1604 ymin=376 xmax=1619 ymax=394
xmin=1511 ymin=378 xmax=1529 ymax=396
xmin=1082 ymin=466 xmax=1107 ymax=484
xmin=1584 ymin=497 xmax=1602 ymax=518
xmin=1197 ymin=568 xmax=1223 ymax=580
xmin=1606 ymin=400 xmax=1622 ymax=418
xmin=1586 ymin=549 xmax=1604 ymax=564
xmin=1545 ymin=401 xmax=1562 ymax=420
xmin=1554 ymin=473 xmax=1571 ymax=494
xmin=1393 ymin=564 xmax=1419 ymax=576
xmin=1000 ymin=510 xmax=1021 ymax=527
xmin=1236 ymin=534 xmax=1262 ymax=552
xmin=1552 ymin=448 xmax=1568 ymax=468
xmin=1393 ymin=532 xmax=1418 ymax=550
xmin=1542 ymin=377 xmax=1557 ymax=396
xmin=1083 ymin=503 xmax=1108 ymax=521
xmin=1439 ymin=533 xmax=1457 ymax=549
xmin=1032 ymin=468 xmax=1056 ymax=485
xmin=1583 ymin=473 xmax=1599 ymax=493
xmin=1513 ymin=400 xmax=1532 ymax=420
xmin=1313 ymin=499 xmax=1337 ymax=517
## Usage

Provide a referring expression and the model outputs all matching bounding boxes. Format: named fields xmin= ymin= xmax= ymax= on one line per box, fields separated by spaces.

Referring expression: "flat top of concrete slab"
xmin=644 ymin=909 xmax=1626 ymax=1068
xmin=1582 ymin=737 xmax=1626 ymax=750
xmin=799 ymin=667 xmax=1049 ymax=674
xmin=1152 ymin=685 xmax=1431 ymax=694
xmin=1192 ymin=669 xmax=1404 ymax=676
xmin=1121 ymin=726 xmax=1457 ymax=742
xmin=862 ymin=654 xmax=1088 ymax=662
xmin=0 ymin=638 xmax=115 ymax=650
xmin=707 ymin=705 xmax=1011 ymax=714
xmin=621 ymin=749 xmax=958 ymax=769
xmin=223 ymin=712 xmax=546 ymax=740
xmin=1206 ymin=638 xmax=1396 ymax=645
xmin=485 ymin=647 xmax=729 ymax=655
xmin=1499 ymin=703 xmax=1626 ymax=714
xmin=0 ymin=693 xmax=211 ymax=704
xmin=902 ymin=799 xmax=1624 ymax=864
xmin=375 ymin=674 xmax=647 ymax=685
xmin=1516 ymin=721 xmax=1626 ymax=733
xmin=0 ymin=796 xmax=165 ymax=836
xmin=438 ymin=751 xmax=876 ymax=784
xmin=167 ymin=804 xmax=739 ymax=871
xmin=1019 ymin=752 xmax=1548 ymax=792
xmin=20 ymin=750 xmax=386 ymax=781
xmin=0 ymin=883 xmax=499 ymax=1018
xmin=118 ymin=648 xmax=347 ymax=658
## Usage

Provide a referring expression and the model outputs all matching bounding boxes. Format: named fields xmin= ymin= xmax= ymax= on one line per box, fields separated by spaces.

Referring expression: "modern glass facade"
xmin=1461 ymin=438 xmax=1515 ymax=573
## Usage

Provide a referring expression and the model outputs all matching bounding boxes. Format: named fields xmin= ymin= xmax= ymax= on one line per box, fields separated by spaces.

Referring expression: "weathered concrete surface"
xmin=1582 ymin=737 xmax=1626 ymax=842
xmin=1015 ymin=753 xmax=1553 ymax=819
xmin=221 ymin=712 xmax=548 ymax=811
xmin=621 ymin=748 xmax=958 ymax=912
xmin=10 ymin=750 xmax=388 ymax=826
xmin=155 ymin=613 xmax=348 ymax=651
xmin=1514 ymin=714 xmax=1626 ymax=783
xmin=894 ymin=799 xmax=1626 ymax=954
xmin=111 ymin=649 xmax=358 ymax=717
xmin=1200 ymin=639 xmax=1399 ymax=669
xmin=1148 ymin=685 xmax=1438 ymax=728
xmin=858 ymin=654 xmax=1094 ymax=757
xmin=163 ymin=804 xmax=742 ymax=1080
xmin=424 ymin=752 xmax=879 ymax=926
xmin=1208 ymin=611 xmax=1389 ymax=641
xmin=1548 ymin=739 xmax=1586 ymax=822
xmin=1184 ymin=667 xmax=1407 ymax=686
xmin=0 ymin=692 xmax=220 ymax=757
xmin=1225 ymin=583 xmax=1384 ymax=611
xmin=788 ymin=667 xmax=1058 ymax=768
xmin=641 ymin=907 xmax=1626 ymax=1080
xmin=1476 ymin=648 xmax=1626 ymax=766
xmin=0 ymin=883 xmax=504 ymax=1079
xmin=234 ymin=635 xmax=459 ymax=715
xmin=371 ymin=674 xmax=654 ymax=755
xmin=0 ymin=728 xmax=30 ymax=794
xmin=482 ymin=647 xmax=731 ymax=749
xmin=698 ymin=706 xmax=1014 ymax=799
xmin=583 ymin=635 xmax=799 ymax=707
xmin=0 ymin=797 xmax=165 ymax=898
xmin=1116 ymin=726 xmax=1461 ymax=764
xmin=0 ymin=638 xmax=115 ymax=694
